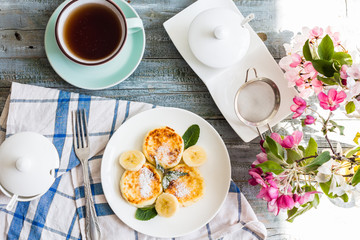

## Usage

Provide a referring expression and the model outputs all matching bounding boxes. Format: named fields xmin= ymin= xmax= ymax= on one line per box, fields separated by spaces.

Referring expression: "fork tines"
xmin=71 ymin=109 xmax=89 ymax=149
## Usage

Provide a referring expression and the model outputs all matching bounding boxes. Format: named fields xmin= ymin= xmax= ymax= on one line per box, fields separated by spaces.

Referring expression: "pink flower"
xmin=347 ymin=64 xmax=360 ymax=80
xmin=303 ymin=61 xmax=318 ymax=80
xmin=270 ymin=131 xmax=303 ymax=149
xmin=293 ymin=191 xmax=320 ymax=207
xmin=290 ymin=96 xmax=307 ymax=119
xmin=311 ymin=78 xmax=323 ymax=94
xmin=285 ymin=68 xmax=301 ymax=87
xmin=252 ymin=152 xmax=268 ymax=166
xmin=281 ymin=131 xmax=303 ymax=149
xmin=325 ymin=26 xmax=341 ymax=46
xmin=309 ymin=26 xmax=323 ymax=39
xmin=248 ymin=167 xmax=266 ymax=187
xmin=290 ymin=53 xmax=302 ymax=68
xmin=304 ymin=115 xmax=316 ymax=125
xmin=340 ymin=65 xmax=348 ymax=80
xmin=260 ymin=139 xmax=266 ymax=153
xmin=270 ymin=132 xmax=282 ymax=145
xmin=277 ymin=194 xmax=295 ymax=210
xmin=318 ymin=89 xmax=347 ymax=111
xmin=268 ymin=199 xmax=280 ymax=216
xmin=257 ymin=186 xmax=279 ymax=202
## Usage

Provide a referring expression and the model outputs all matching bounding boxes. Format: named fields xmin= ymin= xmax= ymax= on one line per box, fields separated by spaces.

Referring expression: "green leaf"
xmin=346 ymin=101 xmax=356 ymax=114
xmin=332 ymin=52 xmax=353 ymax=66
xmin=256 ymin=160 xmax=284 ymax=175
xmin=286 ymin=149 xmax=302 ymax=164
xmin=266 ymin=152 xmax=285 ymax=165
xmin=302 ymin=138 xmax=318 ymax=166
xmin=162 ymin=171 xmax=188 ymax=190
xmin=318 ymin=35 xmax=334 ymax=60
xmin=312 ymin=59 xmax=336 ymax=77
xmin=182 ymin=124 xmax=200 ymax=149
xmin=303 ymin=39 xmax=313 ymax=61
xmin=286 ymin=203 xmax=313 ymax=223
xmin=135 ymin=207 xmax=157 ymax=221
xmin=317 ymin=76 xmax=338 ymax=85
xmin=352 ymin=168 xmax=360 ymax=186
xmin=320 ymin=180 xmax=349 ymax=202
xmin=263 ymin=136 xmax=284 ymax=160
xmin=154 ymin=156 xmax=165 ymax=174
xmin=329 ymin=120 xmax=345 ymax=135
xmin=303 ymin=151 xmax=331 ymax=172
xmin=345 ymin=146 xmax=360 ymax=158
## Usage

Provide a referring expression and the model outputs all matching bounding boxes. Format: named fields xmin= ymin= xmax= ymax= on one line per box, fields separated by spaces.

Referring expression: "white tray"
xmin=163 ymin=0 xmax=297 ymax=142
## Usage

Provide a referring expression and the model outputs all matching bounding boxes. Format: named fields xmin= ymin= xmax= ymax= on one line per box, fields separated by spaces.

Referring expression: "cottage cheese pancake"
xmin=120 ymin=163 xmax=162 ymax=207
xmin=165 ymin=164 xmax=205 ymax=207
xmin=143 ymin=126 xmax=184 ymax=169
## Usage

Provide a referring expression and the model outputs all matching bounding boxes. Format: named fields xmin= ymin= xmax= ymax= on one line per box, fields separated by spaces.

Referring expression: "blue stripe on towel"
xmin=66 ymin=211 xmax=78 ymax=240
xmin=76 ymin=203 xmax=114 ymax=219
xmin=109 ymin=100 xmax=119 ymax=138
xmin=206 ymin=223 xmax=213 ymax=240
xmin=3 ymin=206 xmax=79 ymax=240
xmin=28 ymin=90 xmax=71 ymax=239
xmin=134 ymin=230 xmax=139 ymax=240
xmin=75 ymin=183 xmax=104 ymax=200
xmin=121 ymin=101 xmax=131 ymax=124
xmin=7 ymin=202 xmax=30 ymax=239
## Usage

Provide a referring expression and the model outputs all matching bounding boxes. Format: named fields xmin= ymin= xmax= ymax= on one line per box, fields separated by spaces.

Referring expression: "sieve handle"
xmin=245 ymin=68 xmax=258 ymax=83
xmin=256 ymin=123 xmax=273 ymax=140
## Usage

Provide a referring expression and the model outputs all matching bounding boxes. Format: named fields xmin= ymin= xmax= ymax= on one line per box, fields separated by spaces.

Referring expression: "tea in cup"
xmin=55 ymin=0 xmax=143 ymax=65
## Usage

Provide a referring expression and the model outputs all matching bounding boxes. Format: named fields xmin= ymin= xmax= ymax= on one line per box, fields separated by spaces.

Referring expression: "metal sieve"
xmin=234 ymin=68 xmax=281 ymax=139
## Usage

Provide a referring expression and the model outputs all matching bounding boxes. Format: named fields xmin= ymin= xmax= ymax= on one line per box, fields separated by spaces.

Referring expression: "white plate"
xmin=101 ymin=107 xmax=231 ymax=238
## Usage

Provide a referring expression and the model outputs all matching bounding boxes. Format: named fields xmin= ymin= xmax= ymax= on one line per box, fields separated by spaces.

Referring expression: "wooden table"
xmin=1 ymin=0 xmax=360 ymax=239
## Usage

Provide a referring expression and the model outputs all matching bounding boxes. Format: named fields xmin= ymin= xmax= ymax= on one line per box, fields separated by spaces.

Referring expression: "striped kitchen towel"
xmin=0 ymin=82 xmax=267 ymax=240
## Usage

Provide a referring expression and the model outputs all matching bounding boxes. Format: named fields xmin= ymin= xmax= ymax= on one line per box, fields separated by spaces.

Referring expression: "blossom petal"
xmin=317 ymin=92 xmax=328 ymax=103
xmin=292 ymin=131 xmax=303 ymax=145
xmin=270 ymin=133 xmax=282 ymax=144
xmin=327 ymin=89 xmax=337 ymax=102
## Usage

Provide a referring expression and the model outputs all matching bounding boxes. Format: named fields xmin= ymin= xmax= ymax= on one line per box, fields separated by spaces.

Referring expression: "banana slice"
xmin=119 ymin=150 xmax=146 ymax=171
xmin=182 ymin=145 xmax=207 ymax=167
xmin=155 ymin=193 xmax=179 ymax=217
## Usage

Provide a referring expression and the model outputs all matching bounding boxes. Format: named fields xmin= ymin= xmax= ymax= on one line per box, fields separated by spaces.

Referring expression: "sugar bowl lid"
xmin=188 ymin=8 xmax=253 ymax=68
xmin=0 ymin=132 xmax=59 ymax=198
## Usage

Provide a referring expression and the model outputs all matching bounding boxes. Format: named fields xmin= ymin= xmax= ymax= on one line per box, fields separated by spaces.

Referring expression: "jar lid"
xmin=188 ymin=8 xmax=251 ymax=68
xmin=0 ymin=132 xmax=59 ymax=197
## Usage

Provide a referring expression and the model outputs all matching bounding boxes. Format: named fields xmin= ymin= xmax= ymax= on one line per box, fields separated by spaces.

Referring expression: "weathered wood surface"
xmin=0 ymin=0 xmax=358 ymax=239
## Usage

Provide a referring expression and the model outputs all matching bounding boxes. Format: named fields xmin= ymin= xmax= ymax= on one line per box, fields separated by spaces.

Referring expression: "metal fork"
xmin=72 ymin=109 xmax=101 ymax=240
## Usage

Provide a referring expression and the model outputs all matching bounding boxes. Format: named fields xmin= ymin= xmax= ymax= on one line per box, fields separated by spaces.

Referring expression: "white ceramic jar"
xmin=0 ymin=132 xmax=59 ymax=210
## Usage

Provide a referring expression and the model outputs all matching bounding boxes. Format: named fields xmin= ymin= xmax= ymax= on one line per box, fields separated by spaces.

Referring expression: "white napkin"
xmin=0 ymin=82 xmax=267 ymax=239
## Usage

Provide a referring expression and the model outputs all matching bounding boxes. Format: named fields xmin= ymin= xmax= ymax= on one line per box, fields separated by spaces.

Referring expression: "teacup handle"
xmin=126 ymin=18 xmax=143 ymax=34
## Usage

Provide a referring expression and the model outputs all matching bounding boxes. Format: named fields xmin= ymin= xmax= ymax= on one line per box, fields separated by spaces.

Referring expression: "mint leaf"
xmin=303 ymin=39 xmax=313 ymax=61
xmin=182 ymin=124 xmax=200 ymax=149
xmin=318 ymin=34 xmax=334 ymax=60
xmin=303 ymin=151 xmax=331 ymax=172
xmin=312 ymin=59 xmax=336 ymax=77
xmin=346 ymin=101 xmax=356 ymax=114
xmin=135 ymin=207 xmax=157 ymax=221
xmin=256 ymin=160 xmax=284 ymax=175
xmin=154 ymin=156 xmax=165 ymax=174
xmin=162 ymin=171 xmax=188 ymax=190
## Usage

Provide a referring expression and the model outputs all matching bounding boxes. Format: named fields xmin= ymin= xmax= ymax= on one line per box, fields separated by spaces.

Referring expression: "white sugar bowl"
xmin=0 ymin=132 xmax=59 ymax=210
xmin=188 ymin=8 xmax=254 ymax=69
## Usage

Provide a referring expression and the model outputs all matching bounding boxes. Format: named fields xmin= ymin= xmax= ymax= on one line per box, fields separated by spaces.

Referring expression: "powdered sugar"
xmin=175 ymin=182 xmax=190 ymax=198
xmin=156 ymin=143 xmax=172 ymax=162
xmin=139 ymin=167 xmax=154 ymax=198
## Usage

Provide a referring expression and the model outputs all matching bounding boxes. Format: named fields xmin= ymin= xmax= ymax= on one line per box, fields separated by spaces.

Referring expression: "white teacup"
xmin=55 ymin=0 xmax=143 ymax=66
